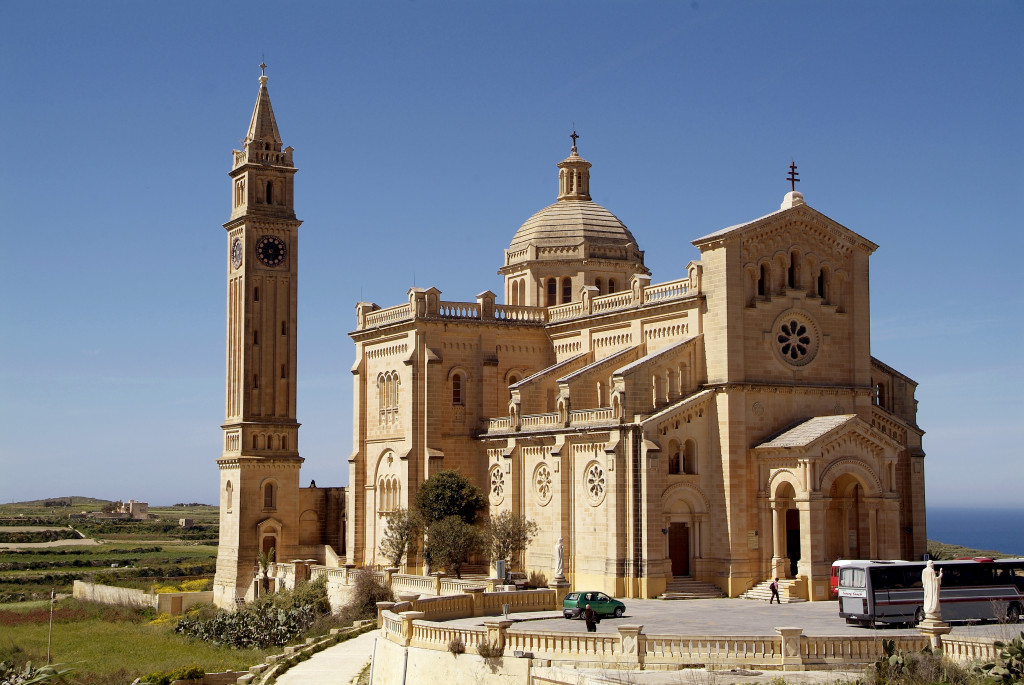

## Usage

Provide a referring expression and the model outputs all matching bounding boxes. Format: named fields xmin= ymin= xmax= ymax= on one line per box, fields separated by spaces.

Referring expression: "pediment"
xmin=754 ymin=414 xmax=899 ymax=460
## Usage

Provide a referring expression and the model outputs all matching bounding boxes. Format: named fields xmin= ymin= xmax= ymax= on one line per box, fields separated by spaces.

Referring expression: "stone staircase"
xmin=740 ymin=577 xmax=807 ymax=603
xmin=657 ymin=576 xmax=725 ymax=600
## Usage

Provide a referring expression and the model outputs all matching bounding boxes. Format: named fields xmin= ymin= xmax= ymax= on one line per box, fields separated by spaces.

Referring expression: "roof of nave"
xmin=756 ymin=414 xmax=857 ymax=449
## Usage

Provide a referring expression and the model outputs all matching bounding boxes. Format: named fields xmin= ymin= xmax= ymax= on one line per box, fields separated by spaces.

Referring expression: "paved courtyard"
xmin=443 ymin=598 xmax=1018 ymax=639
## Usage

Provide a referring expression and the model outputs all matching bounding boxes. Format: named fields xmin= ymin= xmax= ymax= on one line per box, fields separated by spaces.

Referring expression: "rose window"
xmin=489 ymin=466 xmax=505 ymax=505
xmin=584 ymin=461 xmax=606 ymax=506
xmin=533 ymin=463 xmax=552 ymax=505
xmin=773 ymin=311 xmax=819 ymax=367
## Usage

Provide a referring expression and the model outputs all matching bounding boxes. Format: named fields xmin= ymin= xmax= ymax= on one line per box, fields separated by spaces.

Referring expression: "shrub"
xmin=378 ymin=508 xmax=420 ymax=568
xmin=484 ymin=511 xmax=538 ymax=572
xmin=476 ymin=638 xmax=503 ymax=659
xmin=447 ymin=637 xmax=465 ymax=655
xmin=978 ymin=630 xmax=1024 ymax=684
xmin=424 ymin=516 xmax=483 ymax=579
xmin=140 ymin=665 xmax=204 ymax=685
xmin=337 ymin=568 xmax=394 ymax=625
xmin=864 ymin=639 xmax=973 ymax=685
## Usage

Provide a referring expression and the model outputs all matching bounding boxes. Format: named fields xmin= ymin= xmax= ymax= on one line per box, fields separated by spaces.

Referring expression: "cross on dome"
xmin=787 ymin=161 xmax=800 ymax=192
xmin=570 ymin=130 xmax=579 ymax=153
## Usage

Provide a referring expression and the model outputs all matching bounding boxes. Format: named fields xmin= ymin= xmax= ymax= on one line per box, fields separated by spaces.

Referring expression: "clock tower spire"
xmin=214 ymin=66 xmax=304 ymax=608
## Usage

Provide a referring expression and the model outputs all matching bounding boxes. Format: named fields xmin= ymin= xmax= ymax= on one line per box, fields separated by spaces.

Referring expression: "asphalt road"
xmin=445 ymin=598 xmax=1019 ymax=639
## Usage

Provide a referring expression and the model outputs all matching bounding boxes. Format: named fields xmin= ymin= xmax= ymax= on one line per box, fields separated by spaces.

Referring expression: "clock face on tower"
xmin=231 ymin=238 xmax=243 ymax=269
xmin=255 ymin=235 xmax=287 ymax=267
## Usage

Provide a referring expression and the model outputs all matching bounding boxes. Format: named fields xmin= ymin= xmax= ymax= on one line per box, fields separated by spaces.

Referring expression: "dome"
xmin=509 ymin=200 xmax=640 ymax=254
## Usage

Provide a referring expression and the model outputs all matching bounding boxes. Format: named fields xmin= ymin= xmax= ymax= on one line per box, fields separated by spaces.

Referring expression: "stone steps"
xmin=740 ymin=578 xmax=807 ymax=603
xmin=657 ymin=576 xmax=724 ymax=600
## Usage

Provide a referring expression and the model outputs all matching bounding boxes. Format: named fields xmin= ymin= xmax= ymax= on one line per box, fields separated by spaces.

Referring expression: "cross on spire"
xmin=259 ymin=62 xmax=267 ymax=77
xmin=787 ymin=161 xmax=800 ymax=192
xmin=570 ymin=130 xmax=579 ymax=151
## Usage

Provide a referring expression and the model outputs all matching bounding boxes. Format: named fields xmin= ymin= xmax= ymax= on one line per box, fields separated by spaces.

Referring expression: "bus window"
xmin=840 ymin=567 xmax=864 ymax=588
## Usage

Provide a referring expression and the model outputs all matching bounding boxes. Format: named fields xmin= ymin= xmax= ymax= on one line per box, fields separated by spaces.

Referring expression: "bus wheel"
xmin=1008 ymin=603 xmax=1021 ymax=624
xmin=914 ymin=607 xmax=925 ymax=626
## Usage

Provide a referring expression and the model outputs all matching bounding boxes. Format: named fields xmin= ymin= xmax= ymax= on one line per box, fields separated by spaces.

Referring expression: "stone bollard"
xmin=399 ymin=610 xmax=425 ymax=646
xmin=617 ymin=625 xmax=645 ymax=669
xmin=431 ymin=571 xmax=445 ymax=596
xmin=776 ymin=627 xmax=804 ymax=671
xmin=483 ymin=619 xmax=514 ymax=653
xmin=376 ymin=601 xmax=396 ymax=629
xmin=383 ymin=567 xmax=399 ymax=590
xmin=463 ymin=586 xmax=486 ymax=617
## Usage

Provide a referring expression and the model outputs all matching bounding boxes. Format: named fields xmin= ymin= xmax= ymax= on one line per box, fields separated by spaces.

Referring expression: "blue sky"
xmin=1 ymin=1 xmax=1021 ymax=509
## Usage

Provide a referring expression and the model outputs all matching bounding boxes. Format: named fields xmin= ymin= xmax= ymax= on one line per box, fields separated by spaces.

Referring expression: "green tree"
xmin=425 ymin=516 xmax=484 ymax=578
xmin=378 ymin=508 xmax=420 ymax=568
xmin=415 ymin=470 xmax=487 ymax=525
xmin=485 ymin=511 xmax=538 ymax=571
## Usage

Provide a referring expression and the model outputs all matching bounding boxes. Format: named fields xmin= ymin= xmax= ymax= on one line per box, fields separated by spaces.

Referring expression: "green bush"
xmin=139 ymin=665 xmax=204 ymax=684
xmin=174 ymin=576 xmax=332 ymax=649
xmin=978 ymin=630 xmax=1024 ymax=684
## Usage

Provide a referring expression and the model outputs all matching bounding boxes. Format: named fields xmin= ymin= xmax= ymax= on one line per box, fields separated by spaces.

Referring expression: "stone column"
xmin=618 ymin=624 xmax=645 ymax=669
xmin=775 ymin=626 xmax=804 ymax=671
xmin=376 ymin=601 xmax=396 ymax=629
xmin=771 ymin=503 xmax=788 ymax=578
xmin=867 ymin=503 xmax=879 ymax=559
xmin=483 ymin=619 xmax=514 ymax=652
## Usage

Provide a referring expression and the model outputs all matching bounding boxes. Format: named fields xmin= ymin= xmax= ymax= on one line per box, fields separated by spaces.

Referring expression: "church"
xmin=214 ymin=69 xmax=927 ymax=608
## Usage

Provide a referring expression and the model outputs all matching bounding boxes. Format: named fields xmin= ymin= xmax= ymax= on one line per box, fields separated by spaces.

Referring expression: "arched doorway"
xmin=771 ymin=481 xmax=799 ymax=578
xmin=826 ymin=473 xmax=869 ymax=559
xmin=668 ymin=522 xmax=690 ymax=576
xmin=660 ymin=484 xmax=708 ymax=579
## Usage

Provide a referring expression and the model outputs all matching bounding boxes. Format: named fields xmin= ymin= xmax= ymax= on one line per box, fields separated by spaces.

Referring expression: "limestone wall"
xmin=155 ymin=590 xmax=215 ymax=615
xmin=72 ymin=580 xmax=155 ymax=609
xmin=372 ymin=633 xmax=530 ymax=685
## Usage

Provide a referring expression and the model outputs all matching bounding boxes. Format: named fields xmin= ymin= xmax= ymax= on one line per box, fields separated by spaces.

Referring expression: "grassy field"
xmin=0 ymin=498 xmax=220 ymax=603
xmin=0 ymin=599 xmax=272 ymax=685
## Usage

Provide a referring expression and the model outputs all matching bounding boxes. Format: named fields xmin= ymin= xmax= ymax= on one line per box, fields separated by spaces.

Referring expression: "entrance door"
xmin=786 ymin=509 xmax=800 ymax=577
xmin=669 ymin=522 xmax=690 ymax=576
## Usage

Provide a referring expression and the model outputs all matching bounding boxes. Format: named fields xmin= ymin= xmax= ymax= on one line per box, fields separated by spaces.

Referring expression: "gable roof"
xmin=691 ymin=202 xmax=878 ymax=254
xmin=756 ymin=415 xmax=857 ymax=449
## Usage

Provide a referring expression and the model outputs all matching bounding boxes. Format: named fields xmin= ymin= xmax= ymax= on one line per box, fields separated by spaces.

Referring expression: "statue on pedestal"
xmin=554 ymin=537 xmax=565 ymax=581
xmin=922 ymin=560 xmax=943 ymax=620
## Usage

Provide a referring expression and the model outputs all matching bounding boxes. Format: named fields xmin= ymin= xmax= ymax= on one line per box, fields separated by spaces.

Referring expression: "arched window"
xmin=253 ymin=330 xmax=259 ymax=345
xmin=518 ymin=280 xmax=525 ymax=305
xmin=546 ymin=278 xmax=557 ymax=306
xmin=668 ymin=440 xmax=680 ymax=475
xmin=875 ymin=382 xmax=886 ymax=408
xmin=263 ymin=482 xmax=275 ymax=509
xmin=452 ymin=373 xmax=463 ymax=405
xmin=562 ymin=277 xmax=572 ymax=303
xmin=818 ymin=267 xmax=829 ymax=303
xmin=788 ymin=251 xmax=799 ymax=289
xmin=280 ymin=364 xmax=287 ymax=379
xmin=608 ymin=279 xmax=616 ymax=294
xmin=254 ymin=287 xmax=260 ymax=301
xmin=683 ymin=440 xmax=697 ymax=474
xmin=509 ymin=282 xmax=519 ymax=306
xmin=225 ymin=481 xmax=233 ymax=513
xmin=266 ymin=181 xmax=273 ymax=204
xmin=757 ymin=264 xmax=767 ymax=297
xmin=252 ymin=434 xmax=258 ymax=450
xmin=281 ymin=321 xmax=287 ymax=336
xmin=253 ymin=374 xmax=259 ymax=389
xmin=595 ymin=278 xmax=603 ymax=295
xmin=281 ymin=436 xmax=288 ymax=450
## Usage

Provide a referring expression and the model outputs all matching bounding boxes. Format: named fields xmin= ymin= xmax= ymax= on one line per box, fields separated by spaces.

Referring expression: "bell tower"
xmin=214 ymin=65 xmax=303 ymax=608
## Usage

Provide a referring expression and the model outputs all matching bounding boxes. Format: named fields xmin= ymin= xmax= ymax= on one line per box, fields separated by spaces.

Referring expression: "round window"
xmin=772 ymin=310 xmax=820 ymax=367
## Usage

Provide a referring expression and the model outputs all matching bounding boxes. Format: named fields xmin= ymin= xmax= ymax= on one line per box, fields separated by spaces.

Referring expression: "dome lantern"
xmin=556 ymin=131 xmax=592 ymax=201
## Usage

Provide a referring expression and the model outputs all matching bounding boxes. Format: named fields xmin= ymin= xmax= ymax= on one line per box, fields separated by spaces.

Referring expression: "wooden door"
xmin=669 ymin=523 xmax=690 ymax=576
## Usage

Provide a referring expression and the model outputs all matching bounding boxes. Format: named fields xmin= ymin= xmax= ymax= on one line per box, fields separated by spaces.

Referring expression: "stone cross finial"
xmin=787 ymin=161 xmax=800 ymax=192
xmin=260 ymin=62 xmax=267 ymax=77
xmin=570 ymin=130 xmax=579 ymax=152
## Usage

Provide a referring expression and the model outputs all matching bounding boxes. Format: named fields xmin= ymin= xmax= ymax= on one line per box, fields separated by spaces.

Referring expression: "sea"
xmin=927 ymin=507 xmax=1024 ymax=557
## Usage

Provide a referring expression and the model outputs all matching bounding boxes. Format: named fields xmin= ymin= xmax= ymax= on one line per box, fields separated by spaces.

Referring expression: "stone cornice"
xmin=708 ymin=381 xmax=873 ymax=397
xmin=216 ymin=456 xmax=304 ymax=468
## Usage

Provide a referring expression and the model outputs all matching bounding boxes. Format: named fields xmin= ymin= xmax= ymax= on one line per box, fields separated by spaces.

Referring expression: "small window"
xmin=281 ymin=364 xmax=287 ymax=379
xmin=266 ymin=180 xmax=273 ymax=204
xmin=595 ymin=278 xmax=603 ymax=295
xmin=254 ymin=287 xmax=260 ymax=301
xmin=225 ymin=481 xmax=233 ymax=513
xmin=281 ymin=321 xmax=287 ymax=336
xmin=758 ymin=264 xmax=767 ymax=297
xmin=608 ymin=279 xmax=616 ymax=293
xmin=562 ymin=277 xmax=572 ymax=304
xmin=253 ymin=330 xmax=259 ymax=345
xmin=253 ymin=374 xmax=259 ymax=389
xmin=547 ymin=278 xmax=557 ymax=306
xmin=452 ymin=373 xmax=463 ymax=405
xmin=263 ymin=482 xmax=275 ymax=509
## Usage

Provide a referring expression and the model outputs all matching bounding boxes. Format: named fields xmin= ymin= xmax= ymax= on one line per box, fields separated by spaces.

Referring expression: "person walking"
xmin=583 ymin=603 xmax=597 ymax=632
xmin=769 ymin=577 xmax=781 ymax=604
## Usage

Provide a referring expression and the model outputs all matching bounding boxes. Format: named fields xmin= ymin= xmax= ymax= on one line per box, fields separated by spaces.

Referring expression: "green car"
xmin=562 ymin=591 xmax=625 ymax=619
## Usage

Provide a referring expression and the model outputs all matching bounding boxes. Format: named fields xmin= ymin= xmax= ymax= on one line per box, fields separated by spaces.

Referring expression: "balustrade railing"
xmin=569 ymin=407 xmax=616 ymax=424
xmin=591 ymin=291 xmax=633 ymax=312
xmin=392 ymin=574 xmax=434 ymax=595
xmin=643 ymin=277 xmax=691 ymax=303
xmin=494 ymin=304 xmax=547 ymax=322
xmin=364 ymin=304 xmax=413 ymax=327
xmin=438 ymin=301 xmax=480 ymax=319
xmin=520 ymin=412 xmax=561 ymax=428
xmin=486 ymin=417 xmax=512 ymax=432
xmin=547 ymin=301 xmax=585 ymax=322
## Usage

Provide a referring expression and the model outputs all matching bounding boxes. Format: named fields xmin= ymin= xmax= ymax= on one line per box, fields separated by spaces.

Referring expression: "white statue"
xmin=554 ymin=537 xmax=565 ymax=580
xmin=922 ymin=560 xmax=943 ymax=620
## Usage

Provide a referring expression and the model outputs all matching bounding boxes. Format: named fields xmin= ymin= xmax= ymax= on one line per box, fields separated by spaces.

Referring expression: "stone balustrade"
xmin=569 ymin=407 xmax=617 ymax=425
xmin=520 ymin=412 xmax=562 ymax=429
xmin=355 ymin=273 xmax=700 ymax=330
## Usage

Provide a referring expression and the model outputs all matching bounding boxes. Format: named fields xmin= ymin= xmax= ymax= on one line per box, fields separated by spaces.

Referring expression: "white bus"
xmin=837 ymin=558 xmax=1024 ymax=627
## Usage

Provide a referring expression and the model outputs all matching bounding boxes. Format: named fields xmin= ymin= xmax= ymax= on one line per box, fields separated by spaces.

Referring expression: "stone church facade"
xmin=215 ymin=71 xmax=926 ymax=607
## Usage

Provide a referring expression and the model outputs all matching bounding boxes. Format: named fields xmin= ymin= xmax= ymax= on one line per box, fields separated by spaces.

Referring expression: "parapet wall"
xmin=72 ymin=580 xmax=212 ymax=616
